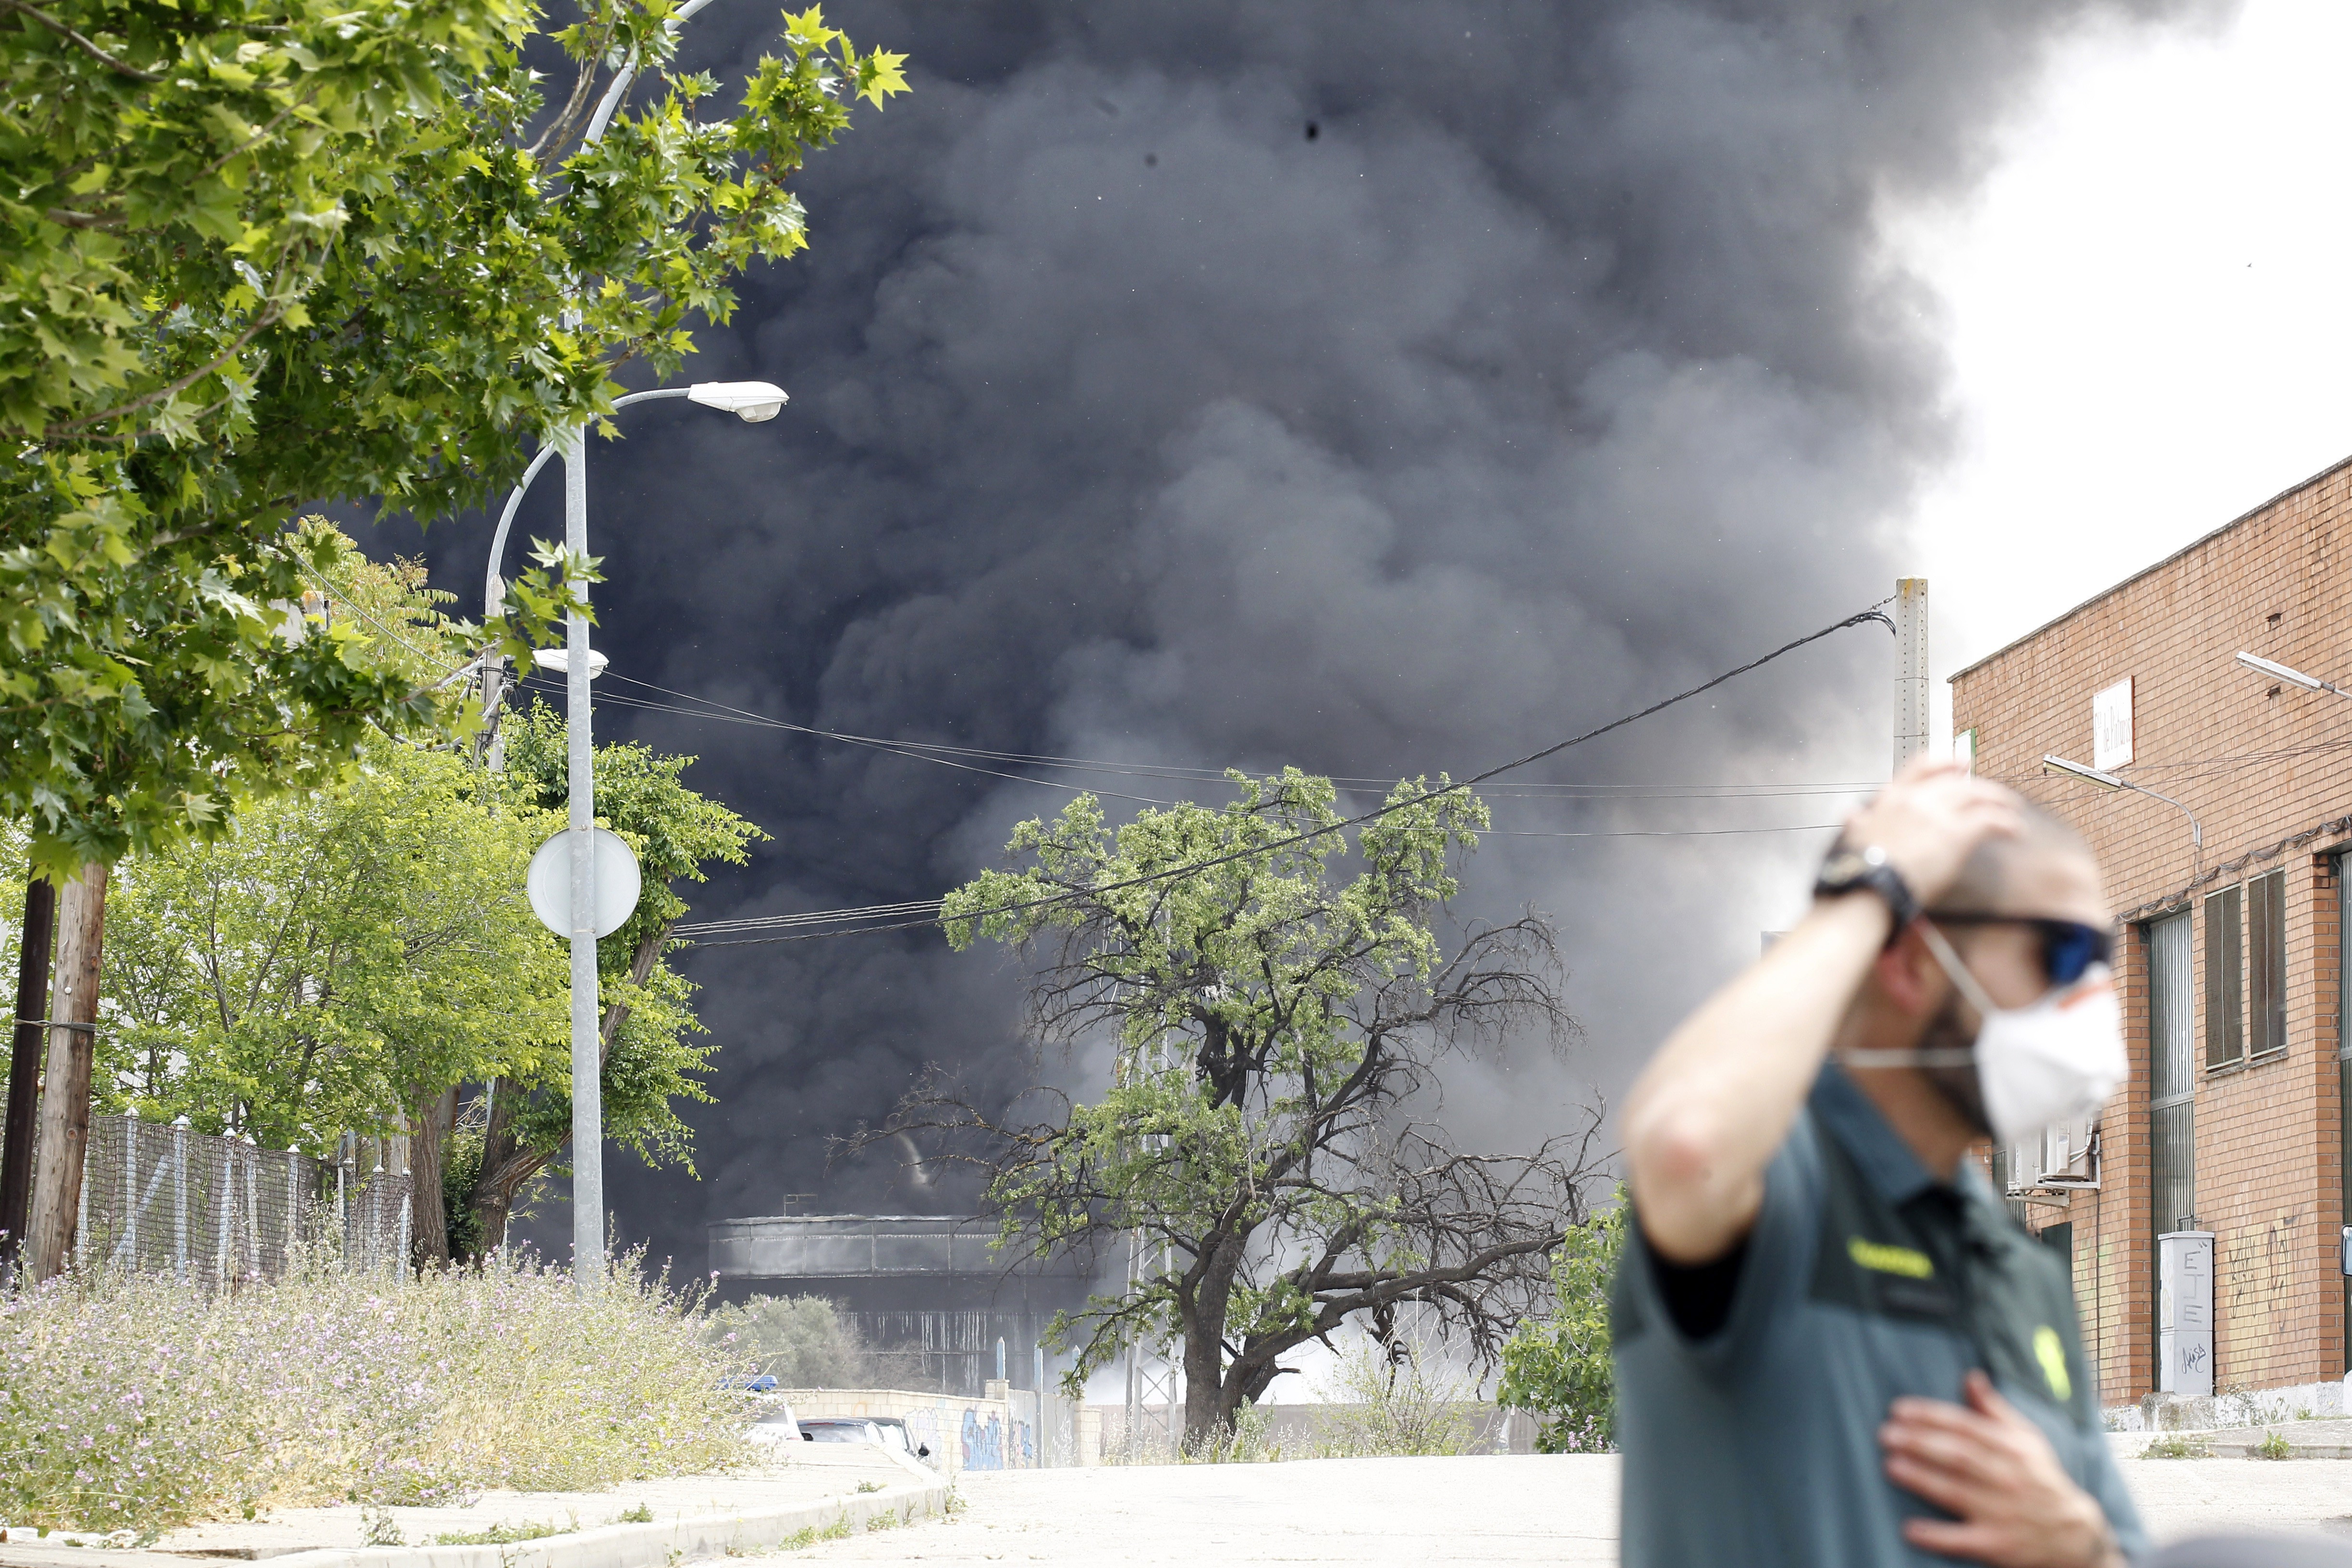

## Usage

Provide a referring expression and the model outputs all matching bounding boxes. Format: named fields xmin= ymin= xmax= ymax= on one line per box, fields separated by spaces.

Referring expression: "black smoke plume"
xmin=355 ymin=0 xmax=2222 ymax=1264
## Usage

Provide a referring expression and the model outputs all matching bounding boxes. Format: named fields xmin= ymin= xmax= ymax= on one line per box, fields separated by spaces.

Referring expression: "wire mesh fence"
xmin=68 ymin=1116 xmax=413 ymax=1289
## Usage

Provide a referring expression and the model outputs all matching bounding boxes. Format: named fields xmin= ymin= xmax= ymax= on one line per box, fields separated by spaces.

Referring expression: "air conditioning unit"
xmin=2005 ymin=1117 xmax=2100 ymax=1196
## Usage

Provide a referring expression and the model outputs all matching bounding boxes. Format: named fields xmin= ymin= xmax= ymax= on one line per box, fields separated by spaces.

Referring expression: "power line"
xmin=671 ymin=600 xmax=1897 ymax=950
xmin=671 ymin=820 xmax=1845 ymax=943
xmin=518 ymin=676 xmax=1883 ymax=802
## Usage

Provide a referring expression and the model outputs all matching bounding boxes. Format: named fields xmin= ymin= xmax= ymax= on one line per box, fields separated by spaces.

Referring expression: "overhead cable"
xmin=671 ymin=599 xmax=1897 ymax=950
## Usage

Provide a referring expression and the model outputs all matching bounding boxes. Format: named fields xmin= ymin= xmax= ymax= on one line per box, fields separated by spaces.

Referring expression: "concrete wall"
xmin=1951 ymin=451 xmax=2352 ymax=1403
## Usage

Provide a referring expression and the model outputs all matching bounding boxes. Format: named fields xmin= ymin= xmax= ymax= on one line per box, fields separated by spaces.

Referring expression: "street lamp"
xmin=483 ymin=380 xmax=785 ymax=1287
xmin=2041 ymin=753 xmax=2203 ymax=874
xmin=482 ymin=0 xmax=753 ymax=1288
xmin=2234 ymin=650 xmax=2350 ymax=698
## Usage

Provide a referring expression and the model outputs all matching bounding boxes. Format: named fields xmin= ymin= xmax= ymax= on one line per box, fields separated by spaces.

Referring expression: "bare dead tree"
xmin=856 ymin=771 xmax=1611 ymax=1447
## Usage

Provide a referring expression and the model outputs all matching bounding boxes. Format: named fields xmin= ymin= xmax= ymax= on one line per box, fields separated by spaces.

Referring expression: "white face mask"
xmin=1844 ymin=922 xmax=2125 ymax=1145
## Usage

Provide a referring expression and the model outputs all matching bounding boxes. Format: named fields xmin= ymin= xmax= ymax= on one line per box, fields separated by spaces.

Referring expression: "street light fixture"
xmin=2234 ymin=649 xmax=2349 ymax=698
xmin=2041 ymin=753 xmax=2203 ymax=873
xmin=531 ymin=647 xmax=608 ymax=680
xmin=480 ymin=378 xmax=785 ymax=1288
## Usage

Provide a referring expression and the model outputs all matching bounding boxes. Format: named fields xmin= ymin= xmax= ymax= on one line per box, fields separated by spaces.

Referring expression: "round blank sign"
xmin=527 ymin=827 xmax=642 ymax=939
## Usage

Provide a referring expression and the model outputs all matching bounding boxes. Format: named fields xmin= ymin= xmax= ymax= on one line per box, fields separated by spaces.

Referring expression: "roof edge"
xmin=1948 ymin=449 xmax=2352 ymax=684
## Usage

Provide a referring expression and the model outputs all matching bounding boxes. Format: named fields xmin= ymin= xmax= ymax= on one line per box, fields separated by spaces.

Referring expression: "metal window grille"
xmin=2204 ymin=885 xmax=2243 ymax=1068
xmin=2249 ymin=870 xmax=2287 ymax=1058
xmin=2149 ymin=911 xmax=2196 ymax=1231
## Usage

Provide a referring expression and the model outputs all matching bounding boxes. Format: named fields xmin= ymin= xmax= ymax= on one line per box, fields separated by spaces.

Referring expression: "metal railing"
xmin=65 ymin=1116 xmax=413 ymax=1287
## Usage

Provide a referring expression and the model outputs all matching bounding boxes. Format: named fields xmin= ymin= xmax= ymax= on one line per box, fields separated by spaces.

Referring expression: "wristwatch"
xmin=1813 ymin=844 xmax=1918 ymax=943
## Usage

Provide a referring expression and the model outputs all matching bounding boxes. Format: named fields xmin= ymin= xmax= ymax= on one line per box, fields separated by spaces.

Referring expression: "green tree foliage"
xmin=705 ymin=1294 xmax=870 ymax=1388
xmin=462 ymin=698 xmax=764 ymax=1254
xmin=99 ymin=741 xmax=567 ymax=1152
xmin=1496 ymin=1188 xmax=1627 ymax=1453
xmin=904 ymin=770 xmax=1605 ymax=1448
xmin=93 ymin=528 xmax=555 ymax=1150
xmin=1 ymin=0 xmax=905 ymax=874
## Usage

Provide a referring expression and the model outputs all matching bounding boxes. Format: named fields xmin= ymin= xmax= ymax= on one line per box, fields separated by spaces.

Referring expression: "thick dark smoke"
xmin=356 ymin=0 xmax=2221 ymax=1264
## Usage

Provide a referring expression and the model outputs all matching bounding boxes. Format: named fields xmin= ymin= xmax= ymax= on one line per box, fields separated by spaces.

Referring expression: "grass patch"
xmin=429 ymin=1518 xmax=570 ymax=1547
xmin=0 ymin=1250 xmax=754 ymax=1535
xmin=2253 ymin=1430 xmax=2294 ymax=1460
xmin=615 ymin=1503 xmax=656 ymax=1524
xmin=854 ymin=1481 xmax=883 ymax=1494
xmin=2141 ymin=1433 xmax=2214 ymax=1459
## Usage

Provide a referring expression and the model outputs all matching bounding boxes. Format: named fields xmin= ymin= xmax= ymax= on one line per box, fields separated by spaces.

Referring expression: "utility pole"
xmin=1894 ymin=577 xmax=1929 ymax=771
xmin=0 ymin=870 xmax=55 ymax=1273
xmin=26 ymin=862 xmax=107 ymax=1279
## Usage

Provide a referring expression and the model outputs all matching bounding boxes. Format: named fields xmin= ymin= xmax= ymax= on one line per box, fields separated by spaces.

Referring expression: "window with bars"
xmin=2205 ymin=884 xmax=2243 ymax=1069
xmin=2249 ymin=869 xmax=2287 ymax=1058
xmin=2149 ymin=912 xmax=2196 ymax=1234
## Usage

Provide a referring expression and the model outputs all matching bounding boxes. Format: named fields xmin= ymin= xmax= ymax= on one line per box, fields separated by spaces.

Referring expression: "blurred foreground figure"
xmin=1616 ymin=760 xmax=2143 ymax=1567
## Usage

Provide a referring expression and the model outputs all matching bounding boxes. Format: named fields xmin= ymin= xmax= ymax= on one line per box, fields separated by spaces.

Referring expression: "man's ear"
xmin=1872 ymin=923 xmax=1943 ymax=1017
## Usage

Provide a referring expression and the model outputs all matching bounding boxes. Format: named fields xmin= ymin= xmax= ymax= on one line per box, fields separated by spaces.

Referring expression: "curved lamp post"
xmin=506 ymin=0 xmax=779 ymax=1286
xmin=2042 ymin=753 xmax=2203 ymax=878
xmin=489 ymin=380 xmax=784 ymax=1286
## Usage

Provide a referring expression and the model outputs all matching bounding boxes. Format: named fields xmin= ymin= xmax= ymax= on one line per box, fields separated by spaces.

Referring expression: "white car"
xmin=746 ymin=1399 xmax=803 ymax=1448
xmin=799 ymin=1416 xmax=930 ymax=1461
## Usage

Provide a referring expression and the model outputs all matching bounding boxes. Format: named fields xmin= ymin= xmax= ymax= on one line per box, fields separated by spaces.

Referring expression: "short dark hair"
xmin=1938 ymin=797 xmax=2094 ymax=913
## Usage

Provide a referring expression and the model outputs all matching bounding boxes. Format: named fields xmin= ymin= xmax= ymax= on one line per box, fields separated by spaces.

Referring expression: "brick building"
xmin=1950 ymin=453 xmax=2352 ymax=1410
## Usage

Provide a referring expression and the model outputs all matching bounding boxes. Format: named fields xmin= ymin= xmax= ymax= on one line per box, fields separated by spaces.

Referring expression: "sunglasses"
xmin=1924 ymin=912 xmax=2114 ymax=989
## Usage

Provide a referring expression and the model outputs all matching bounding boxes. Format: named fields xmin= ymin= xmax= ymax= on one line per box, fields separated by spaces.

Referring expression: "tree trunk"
xmin=0 ymin=870 xmax=55 ymax=1273
xmin=406 ymin=1086 xmax=458 ymax=1268
xmin=470 ymin=1077 xmax=534 ymax=1256
xmin=26 ymin=863 xmax=107 ymax=1280
xmin=467 ymin=921 xmax=668 ymax=1255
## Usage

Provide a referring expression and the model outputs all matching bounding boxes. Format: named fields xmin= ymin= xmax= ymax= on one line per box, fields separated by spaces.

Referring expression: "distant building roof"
xmin=707 ymin=1213 xmax=1093 ymax=1280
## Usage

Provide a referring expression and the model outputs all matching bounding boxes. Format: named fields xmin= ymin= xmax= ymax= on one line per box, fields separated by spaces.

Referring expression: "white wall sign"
xmin=2093 ymin=678 xmax=2134 ymax=772
xmin=1953 ymin=727 xmax=1978 ymax=774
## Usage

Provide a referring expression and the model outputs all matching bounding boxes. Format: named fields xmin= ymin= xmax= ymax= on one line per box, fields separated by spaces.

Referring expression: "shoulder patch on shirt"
xmin=1848 ymin=1237 xmax=1934 ymax=1279
xmin=2034 ymin=1324 xmax=2073 ymax=1402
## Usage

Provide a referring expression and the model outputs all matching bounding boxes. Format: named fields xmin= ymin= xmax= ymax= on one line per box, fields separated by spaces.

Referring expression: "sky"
xmin=1906 ymin=0 xmax=2352 ymax=717
xmin=336 ymin=0 xmax=2352 ymax=1281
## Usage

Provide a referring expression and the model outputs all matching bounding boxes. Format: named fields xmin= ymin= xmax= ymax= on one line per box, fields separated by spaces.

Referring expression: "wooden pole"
xmin=0 ymin=870 xmax=56 ymax=1270
xmin=26 ymin=863 xmax=107 ymax=1280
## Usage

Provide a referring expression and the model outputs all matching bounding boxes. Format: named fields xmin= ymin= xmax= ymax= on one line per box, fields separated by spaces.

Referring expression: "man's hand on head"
xmin=1878 ymin=1371 xmax=2124 ymax=1568
xmin=1836 ymin=759 xmax=2027 ymax=915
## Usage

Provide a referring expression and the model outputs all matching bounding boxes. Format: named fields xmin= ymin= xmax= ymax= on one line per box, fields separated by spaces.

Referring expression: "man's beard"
xmin=1917 ymin=992 xmax=1993 ymax=1138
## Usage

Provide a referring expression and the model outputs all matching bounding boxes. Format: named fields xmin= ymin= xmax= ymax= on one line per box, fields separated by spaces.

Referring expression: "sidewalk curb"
xmin=249 ymin=1459 xmax=946 ymax=1568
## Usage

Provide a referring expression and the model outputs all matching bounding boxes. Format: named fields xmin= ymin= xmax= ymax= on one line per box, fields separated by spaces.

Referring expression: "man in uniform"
xmin=1616 ymin=760 xmax=2143 ymax=1567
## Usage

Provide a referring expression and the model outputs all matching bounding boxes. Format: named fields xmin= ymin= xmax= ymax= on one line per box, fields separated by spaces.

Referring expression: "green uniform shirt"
xmin=1613 ymin=1064 xmax=2145 ymax=1567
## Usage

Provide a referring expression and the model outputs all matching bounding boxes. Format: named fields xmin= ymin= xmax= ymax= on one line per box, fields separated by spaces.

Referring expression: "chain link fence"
xmin=68 ymin=1116 xmax=413 ymax=1288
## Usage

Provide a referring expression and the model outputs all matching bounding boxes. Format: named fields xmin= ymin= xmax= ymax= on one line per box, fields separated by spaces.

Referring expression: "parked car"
xmin=798 ymin=1416 xmax=930 ymax=1460
xmin=745 ymin=1398 xmax=803 ymax=1447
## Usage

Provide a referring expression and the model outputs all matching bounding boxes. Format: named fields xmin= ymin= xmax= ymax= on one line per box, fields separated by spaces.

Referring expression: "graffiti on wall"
xmin=956 ymin=1409 xmax=1034 ymax=1470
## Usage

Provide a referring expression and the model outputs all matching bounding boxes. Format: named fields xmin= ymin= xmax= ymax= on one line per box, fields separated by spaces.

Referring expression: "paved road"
xmin=798 ymin=1454 xmax=2352 ymax=1564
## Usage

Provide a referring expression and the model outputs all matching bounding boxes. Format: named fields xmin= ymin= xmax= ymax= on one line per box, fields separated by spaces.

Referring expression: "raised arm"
xmin=1621 ymin=761 xmax=2023 ymax=1263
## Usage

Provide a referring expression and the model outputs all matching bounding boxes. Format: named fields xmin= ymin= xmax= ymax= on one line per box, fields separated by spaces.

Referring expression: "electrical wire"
xmin=670 ymin=820 xmax=1849 ymax=942
xmin=515 ymin=672 xmax=1879 ymax=802
xmin=670 ymin=599 xmax=1898 ymax=950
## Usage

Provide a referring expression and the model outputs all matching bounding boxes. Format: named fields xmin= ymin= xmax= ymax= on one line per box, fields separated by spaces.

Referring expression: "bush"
xmin=704 ymin=1294 xmax=870 ymax=1388
xmin=1174 ymin=1331 xmax=1476 ymax=1465
xmin=1496 ymin=1188 xmax=1625 ymax=1453
xmin=1316 ymin=1334 xmax=1475 ymax=1458
xmin=0 ymin=1252 xmax=752 ymax=1534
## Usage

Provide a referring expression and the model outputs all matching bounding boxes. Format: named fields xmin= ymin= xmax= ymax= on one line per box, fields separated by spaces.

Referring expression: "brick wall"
xmin=1951 ymin=453 xmax=2352 ymax=1402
